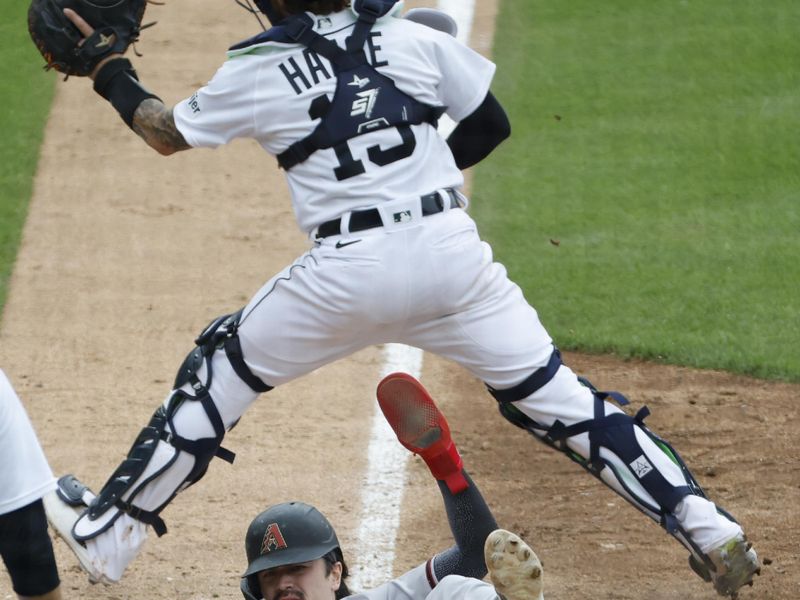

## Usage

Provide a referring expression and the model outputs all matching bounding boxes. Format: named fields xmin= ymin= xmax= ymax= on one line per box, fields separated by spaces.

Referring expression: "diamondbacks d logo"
xmin=260 ymin=523 xmax=288 ymax=555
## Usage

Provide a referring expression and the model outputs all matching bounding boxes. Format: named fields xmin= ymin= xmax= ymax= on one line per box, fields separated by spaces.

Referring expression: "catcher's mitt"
xmin=28 ymin=0 xmax=150 ymax=77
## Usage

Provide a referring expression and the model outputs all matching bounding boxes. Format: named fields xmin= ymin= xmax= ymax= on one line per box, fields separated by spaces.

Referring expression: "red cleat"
xmin=376 ymin=372 xmax=468 ymax=494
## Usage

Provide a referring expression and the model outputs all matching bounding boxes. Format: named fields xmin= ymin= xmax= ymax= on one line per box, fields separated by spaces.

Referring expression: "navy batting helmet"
xmin=241 ymin=502 xmax=341 ymax=599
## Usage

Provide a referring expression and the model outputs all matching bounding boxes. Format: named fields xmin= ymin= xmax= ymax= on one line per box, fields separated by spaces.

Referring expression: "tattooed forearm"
xmin=132 ymin=99 xmax=191 ymax=155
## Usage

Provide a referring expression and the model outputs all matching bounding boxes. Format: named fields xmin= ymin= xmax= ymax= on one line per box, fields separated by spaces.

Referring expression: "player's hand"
xmin=62 ymin=8 xmax=124 ymax=80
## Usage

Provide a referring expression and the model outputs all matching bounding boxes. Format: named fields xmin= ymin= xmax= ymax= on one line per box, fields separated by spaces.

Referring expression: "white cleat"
xmin=690 ymin=533 xmax=761 ymax=598
xmin=43 ymin=477 xmax=113 ymax=585
xmin=484 ymin=529 xmax=544 ymax=600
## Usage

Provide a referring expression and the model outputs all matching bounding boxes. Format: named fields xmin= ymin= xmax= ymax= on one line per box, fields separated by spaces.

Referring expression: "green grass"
xmin=473 ymin=0 xmax=800 ymax=380
xmin=1 ymin=3 xmax=798 ymax=381
xmin=0 ymin=2 xmax=55 ymax=314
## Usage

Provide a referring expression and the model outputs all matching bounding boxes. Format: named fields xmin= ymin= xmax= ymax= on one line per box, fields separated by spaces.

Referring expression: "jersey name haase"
xmin=279 ymin=32 xmax=389 ymax=95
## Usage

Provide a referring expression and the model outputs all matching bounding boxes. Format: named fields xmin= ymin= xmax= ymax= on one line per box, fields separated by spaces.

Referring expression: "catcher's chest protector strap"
xmin=276 ymin=14 xmax=445 ymax=171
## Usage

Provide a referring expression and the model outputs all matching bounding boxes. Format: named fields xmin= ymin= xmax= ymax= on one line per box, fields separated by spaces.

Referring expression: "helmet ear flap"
xmin=240 ymin=575 xmax=262 ymax=600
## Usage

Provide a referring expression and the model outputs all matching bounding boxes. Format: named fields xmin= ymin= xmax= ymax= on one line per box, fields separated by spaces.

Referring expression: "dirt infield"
xmin=1 ymin=1 xmax=797 ymax=599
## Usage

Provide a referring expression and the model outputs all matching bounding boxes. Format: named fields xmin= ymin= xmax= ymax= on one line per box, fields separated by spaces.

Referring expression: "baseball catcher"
xmin=39 ymin=0 xmax=759 ymax=597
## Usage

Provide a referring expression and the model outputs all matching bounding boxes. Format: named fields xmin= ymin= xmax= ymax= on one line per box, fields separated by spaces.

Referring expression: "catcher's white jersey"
xmin=0 ymin=369 xmax=56 ymax=514
xmin=174 ymin=10 xmax=495 ymax=233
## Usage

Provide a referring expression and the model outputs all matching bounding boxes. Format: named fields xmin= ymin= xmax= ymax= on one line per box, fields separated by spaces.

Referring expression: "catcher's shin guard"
xmin=73 ymin=310 xmax=270 ymax=541
xmin=489 ymin=351 xmax=744 ymax=585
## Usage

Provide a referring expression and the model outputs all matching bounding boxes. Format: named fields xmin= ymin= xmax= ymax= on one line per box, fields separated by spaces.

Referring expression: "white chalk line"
xmin=350 ymin=1 xmax=477 ymax=590
xmin=350 ymin=344 xmax=423 ymax=589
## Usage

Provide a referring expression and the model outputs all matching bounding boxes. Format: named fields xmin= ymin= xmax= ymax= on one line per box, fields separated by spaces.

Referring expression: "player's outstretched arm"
xmin=62 ymin=8 xmax=190 ymax=156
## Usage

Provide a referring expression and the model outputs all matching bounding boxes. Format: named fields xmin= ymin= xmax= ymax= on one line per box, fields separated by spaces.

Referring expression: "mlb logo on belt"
xmin=393 ymin=210 xmax=412 ymax=223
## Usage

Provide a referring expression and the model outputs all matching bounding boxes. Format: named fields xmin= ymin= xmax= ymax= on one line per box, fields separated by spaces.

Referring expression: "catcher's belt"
xmin=314 ymin=188 xmax=464 ymax=239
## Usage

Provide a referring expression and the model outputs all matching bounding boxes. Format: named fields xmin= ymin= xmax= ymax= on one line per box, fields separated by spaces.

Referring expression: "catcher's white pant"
xmin=80 ymin=206 xmax=740 ymax=580
xmin=239 ymin=202 xmax=554 ymax=389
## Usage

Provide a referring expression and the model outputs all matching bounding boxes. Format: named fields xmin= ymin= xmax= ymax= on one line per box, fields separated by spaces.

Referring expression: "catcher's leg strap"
xmin=73 ymin=310 xmax=269 ymax=540
xmin=546 ymin=393 xmax=695 ymax=518
xmin=74 ymin=391 xmax=226 ymax=539
xmin=191 ymin=309 xmax=272 ymax=394
xmin=494 ymin=366 xmax=743 ymax=571
xmin=486 ymin=347 xmax=563 ymax=403
xmin=497 ymin=374 xmax=697 ymax=524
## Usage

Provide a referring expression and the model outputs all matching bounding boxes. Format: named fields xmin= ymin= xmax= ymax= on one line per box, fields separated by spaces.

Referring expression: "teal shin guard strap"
xmin=93 ymin=58 xmax=160 ymax=129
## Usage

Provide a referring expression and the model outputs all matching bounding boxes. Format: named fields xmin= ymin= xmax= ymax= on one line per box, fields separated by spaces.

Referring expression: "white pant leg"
xmin=75 ymin=241 xmax=390 ymax=579
xmin=426 ymin=575 xmax=498 ymax=600
xmin=0 ymin=369 xmax=56 ymax=514
xmin=396 ymin=209 xmax=553 ymax=388
xmin=396 ymin=212 xmax=740 ymax=553
xmin=512 ymin=365 xmax=741 ymax=552
xmin=238 ymin=235 xmax=422 ymax=386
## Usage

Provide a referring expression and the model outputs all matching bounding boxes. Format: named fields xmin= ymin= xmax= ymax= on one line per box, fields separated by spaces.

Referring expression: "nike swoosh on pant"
xmin=335 ymin=239 xmax=362 ymax=249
